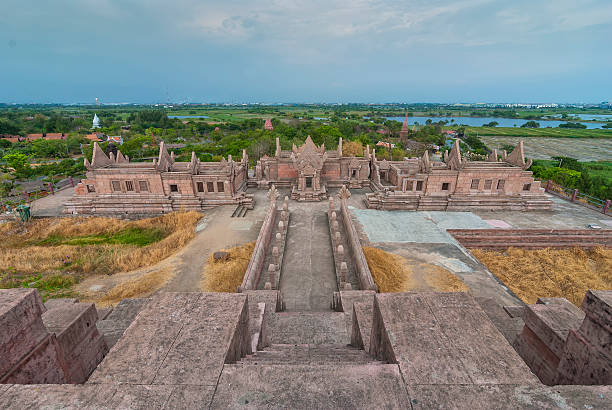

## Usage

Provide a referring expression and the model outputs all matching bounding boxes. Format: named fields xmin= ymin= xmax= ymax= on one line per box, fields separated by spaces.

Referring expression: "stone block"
xmin=557 ymin=330 xmax=612 ymax=385
xmin=581 ymin=290 xmax=612 ymax=333
xmin=0 ymin=289 xmax=49 ymax=379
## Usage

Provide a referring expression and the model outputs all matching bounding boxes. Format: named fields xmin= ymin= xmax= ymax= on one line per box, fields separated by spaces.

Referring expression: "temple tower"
xmin=399 ymin=111 xmax=409 ymax=141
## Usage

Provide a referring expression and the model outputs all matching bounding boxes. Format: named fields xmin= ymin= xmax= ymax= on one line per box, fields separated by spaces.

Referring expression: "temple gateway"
xmin=65 ymin=137 xmax=551 ymax=215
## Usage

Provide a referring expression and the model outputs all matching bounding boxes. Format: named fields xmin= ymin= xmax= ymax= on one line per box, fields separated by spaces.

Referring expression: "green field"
xmin=463 ymin=126 xmax=612 ymax=139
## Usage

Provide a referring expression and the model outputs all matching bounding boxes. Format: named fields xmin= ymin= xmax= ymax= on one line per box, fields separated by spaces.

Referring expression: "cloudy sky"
xmin=1 ymin=0 xmax=611 ymax=103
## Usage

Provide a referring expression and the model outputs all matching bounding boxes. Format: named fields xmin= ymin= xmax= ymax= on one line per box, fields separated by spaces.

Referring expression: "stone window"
xmin=125 ymin=180 xmax=134 ymax=191
xmin=416 ymin=181 xmax=423 ymax=191
xmin=442 ymin=182 xmax=450 ymax=191
xmin=405 ymin=180 xmax=413 ymax=191
xmin=470 ymin=179 xmax=479 ymax=190
xmin=497 ymin=179 xmax=505 ymax=190
xmin=86 ymin=184 xmax=95 ymax=193
xmin=484 ymin=179 xmax=493 ymax=190
xmin=170 ymin=184 xmax=179 ymax=193
xmin=217 ymin=181 xmax=225 ymax=192
xmin=138 ymin=180 xmax=149 ymax=192
xmin=111 ymin=180 xmax=121 ymax=192
xmin=306 ymin=177 xmax=313 ymax=188
xmin=207 ymin=182 xmax=215 ymax=192
xmin=197 ymin=182 xmax=204 ymax=192
xmin=523 ymin=183 xmax=531 ymax=191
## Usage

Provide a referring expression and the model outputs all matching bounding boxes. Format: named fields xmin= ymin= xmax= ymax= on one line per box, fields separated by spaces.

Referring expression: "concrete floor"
xmin=279 ymin=200 xmax=337 ymax=311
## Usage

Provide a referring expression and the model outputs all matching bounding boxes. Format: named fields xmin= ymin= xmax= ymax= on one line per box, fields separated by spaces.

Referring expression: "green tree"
xmin=2 ymin=152 xmax=31 ymax=177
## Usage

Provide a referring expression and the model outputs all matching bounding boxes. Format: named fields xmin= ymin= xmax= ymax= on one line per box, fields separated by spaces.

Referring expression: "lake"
xmin=381 ymin=116 xmax=605 ymax=129
xmin=168 ymin=115 xmax=209 ymax=119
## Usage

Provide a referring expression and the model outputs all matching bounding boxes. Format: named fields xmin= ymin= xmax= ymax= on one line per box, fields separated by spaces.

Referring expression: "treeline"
xmin=530 ymin=157 xmax=612 ymax=201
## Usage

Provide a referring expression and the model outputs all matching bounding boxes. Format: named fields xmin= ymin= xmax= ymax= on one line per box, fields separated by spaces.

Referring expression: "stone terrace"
xmin=1 ymin=290 xmax=611 ymax=408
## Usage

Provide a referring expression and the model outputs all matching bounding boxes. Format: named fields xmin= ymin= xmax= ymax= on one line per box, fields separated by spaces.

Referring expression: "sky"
xmin=1 ymin=0 xmax=611 ymax=104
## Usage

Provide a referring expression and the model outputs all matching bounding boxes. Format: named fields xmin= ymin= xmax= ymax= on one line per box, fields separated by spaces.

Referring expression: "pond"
xmin=380 ymin=116 xmax=606 ymax=129
xmin=168 ymin=115 xmax=209 ymax=119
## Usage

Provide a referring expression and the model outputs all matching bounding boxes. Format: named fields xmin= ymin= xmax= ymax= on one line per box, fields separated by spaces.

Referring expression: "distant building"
xmin=399 ymin=111 xmax=410 ymax=141
xmin=85 ymin=133 xmax=104 ymax=142
xmin=264 ymin=118 xmax=274 ymax=131
xmin=92 ymin=114 xmax=101 ymax=129
xmin=44 ymin=133 xmax=65 ymax=140
xmin=107 ymin=135 xmax=123 ymax=145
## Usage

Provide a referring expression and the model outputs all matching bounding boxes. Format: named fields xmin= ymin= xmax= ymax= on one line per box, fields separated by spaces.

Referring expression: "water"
xmin=546 ymin=114 xmax=612 ymax=121
xmin=380 ymin=116 xmax=606 ymax=129
xmin=168 ymin=115 xmax=209 ymax=119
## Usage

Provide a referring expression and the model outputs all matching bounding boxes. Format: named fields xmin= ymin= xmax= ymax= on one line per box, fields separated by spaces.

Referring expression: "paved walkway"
xmin=280 ymin=203 xmax=337 ymax=311
xmin=30 ymin=187 xmax=75 ymax=217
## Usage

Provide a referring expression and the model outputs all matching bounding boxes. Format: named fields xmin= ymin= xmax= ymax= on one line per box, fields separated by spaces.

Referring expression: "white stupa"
xmin=92 ymin=113 xmax=101 ymax=129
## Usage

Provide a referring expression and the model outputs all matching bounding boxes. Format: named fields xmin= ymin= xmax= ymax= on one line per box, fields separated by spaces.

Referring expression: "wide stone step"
xmin=266 ymin=312 xmax=350 ymax=345
xmin=238 ymin=343 xmax=383 ymax=365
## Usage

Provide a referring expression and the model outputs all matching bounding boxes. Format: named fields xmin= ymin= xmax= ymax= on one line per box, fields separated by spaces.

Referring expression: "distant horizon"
xmin=2 ymin=1 xmax=611 ymax=103
xmin=1 ymin=100 xmax=610 ymax=107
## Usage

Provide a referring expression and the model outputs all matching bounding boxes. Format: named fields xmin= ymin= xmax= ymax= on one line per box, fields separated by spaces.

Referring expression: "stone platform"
xmin=2 ymin=290 xmax=611 ymax=408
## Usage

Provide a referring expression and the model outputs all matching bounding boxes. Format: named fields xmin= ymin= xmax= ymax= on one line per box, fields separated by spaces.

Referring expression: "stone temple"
xmin=2 ymin=137 xmax=610 ymax=408
xmin=65 ymin=137 xmax=551 ymax=215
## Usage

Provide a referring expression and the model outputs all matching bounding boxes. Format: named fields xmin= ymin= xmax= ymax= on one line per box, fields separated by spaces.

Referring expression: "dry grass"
xmin=471 ymin=247 xmax=612 ymax=306
xmin=363 ymin=246 xmax=467 ymax=293
xmin=201 ymin=242 xmax=254 ymax=293
xmin=93 ymin=267 xmax=175 ymax=307
xmin=363 ymin=246 xmax=416 ymax=292
xmin=423 ymin=264 xmax=469 ymax=292
xmin=0 ymin=212 xmax=202 ymax=277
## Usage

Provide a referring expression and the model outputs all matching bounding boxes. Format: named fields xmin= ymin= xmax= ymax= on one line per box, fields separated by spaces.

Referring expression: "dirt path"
xmin=30 ymin=187 xmax=75 ymax=217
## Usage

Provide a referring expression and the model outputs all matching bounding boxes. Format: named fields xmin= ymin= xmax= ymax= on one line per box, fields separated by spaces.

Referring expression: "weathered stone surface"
xmin=407 ymin=384 xmax=612 ymax=409
xmin=96 ymin=298 xmax=149 ymax=348
xmin=88 ymin=293 xmax=249 ymax=387
xmin=370 ymin=292 xmax=538 ymax=386
xmin=212 ymin=364 xmax=411 ymax=409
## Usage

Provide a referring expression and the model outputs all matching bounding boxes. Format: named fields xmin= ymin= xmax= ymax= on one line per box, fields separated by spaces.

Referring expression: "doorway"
xmin=306 ymin=177 xmax=313 ymax=188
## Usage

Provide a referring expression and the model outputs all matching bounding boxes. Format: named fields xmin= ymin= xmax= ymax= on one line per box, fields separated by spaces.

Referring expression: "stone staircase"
xmin=239 ymin=310 xmax=384 ymax=367
xmin=238 ymin=343 xmax=384 ymax=365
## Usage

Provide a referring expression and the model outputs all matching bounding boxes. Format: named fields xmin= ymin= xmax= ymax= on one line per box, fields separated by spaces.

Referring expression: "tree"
xmin=342 ymin=141 xmax=364 ymax=157
xmin=2 ymin=152 xmax=31 ymax=177
xmin=520 ymin=121 xmax=540 ymax=128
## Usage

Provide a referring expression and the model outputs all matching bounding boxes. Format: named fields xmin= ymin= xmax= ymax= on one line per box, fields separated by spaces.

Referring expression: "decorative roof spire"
xmin=446 ymin=140 xmax=465 ymax=170
xmin=504 ymin=140 xmax=532 ymax=170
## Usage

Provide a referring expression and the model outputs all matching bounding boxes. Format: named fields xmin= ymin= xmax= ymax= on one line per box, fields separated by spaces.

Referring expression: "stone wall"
xmin=333 ymin=192 xmax=377 ymax=292
xmin=449 ymin=229 xmax=612 ymax=249
xmin=240 ymin=193 xmax=289 ymax=291
xmin=0 ymin=289 xmax=108 ymax=384
xmin=514 ymin=290 xmax=612 ymax=385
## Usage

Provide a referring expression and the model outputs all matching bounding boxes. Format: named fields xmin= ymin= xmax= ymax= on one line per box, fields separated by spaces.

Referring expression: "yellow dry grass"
xmin=93 ymin=267 xmax=175 ymax=307
xmin=201 ymin=242 xmax=255 ymax=293
xmin=472 ymin=247 xmax=612 ymax=306
xmin=363 ymin=246 xmax=468 ymax=293
xmin=0 ymin=212 xmax=202 ymax=277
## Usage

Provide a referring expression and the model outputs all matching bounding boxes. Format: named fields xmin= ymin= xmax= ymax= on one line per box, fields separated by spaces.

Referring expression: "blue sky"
xmin=1 ymin=0 xmax=611 ymax=103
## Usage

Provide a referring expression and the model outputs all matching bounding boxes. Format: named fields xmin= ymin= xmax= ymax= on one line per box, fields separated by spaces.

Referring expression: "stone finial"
xmin=275 ymin=137 xmax=281 ymax=157
xmin=282 ymin=201 xmax=288 ymax=212
xmin=340 ymin=262 xmax=348 ymax=282
xmin=264 ymin=282 xmax=272 ymax=290
xmin=281 ymin=210 xmax=287 ymax=221
xmin=338 ymin=137 xmax=343 ymax=157
xmin=278 ymin=220 xmax=284 ymax=231
xmin=344 ymin=283 xmax=352 ymax=290
xmin=338 ymin=185 xmax=351 ymax=200
xmin=330 ymin=211 xmax=337 ymax=221
xmin=337 ymin=245 xmax=344 ymax=258
xmin=276 ymin=232 xmax=282 ymax=244
xmin=272 ymin=246 xmax=279 ymax=257
xmin=268 ymin=184 xmax=280 ymax=202
xmin=329 ymin=198 xmax=335 ymax=212
xmin=332 ymin=220 xmax=339 ymax=231
xmin=487 ymin=149 xmax=498 ymax=162
xmin=335 ymin=231 xmax=341 ymax=242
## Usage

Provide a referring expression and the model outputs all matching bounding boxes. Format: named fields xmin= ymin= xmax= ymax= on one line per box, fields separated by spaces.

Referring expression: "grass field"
xmin=0 ymin=212 xmax=201 ymax=300
xmin=472 ymin=247 xmax=612 ymax=307
xmin=464 ymin=126 xmax=612 ymax=138
xmin=479 ymin=136 xmax=612 ymax=161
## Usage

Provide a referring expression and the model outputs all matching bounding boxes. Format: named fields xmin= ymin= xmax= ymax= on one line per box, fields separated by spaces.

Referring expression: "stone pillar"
xmin=545 ymin=180 xmax=551 ymax=192
xmin=272 ymin=246 xmax=279 ymax=268
xmin=335 ymin=231 xmax=341 ymax=243
xmin=340 ymin=262 xmax=348 ymax=283
xmin=337 ymin=245 xmax=344 ymax=260
xmin=268 ymin=264 xmax=276 ymax=290
xmin=604 ymin=199 xmax=611 ymax=214
xmin=330 ymin=211 xmax=337 ymax=222
xmin=278 ymin=220 xmax=284 ymax=232
xmin=571 ymin=189 xmax=578 ymax=202
xmin=332 ymin=220 xmax=339 ymax=232
xmin=276 ymin=232 xmax=282 ymax=247
xmin=329 ymin=198 xmax=334 ymax=213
